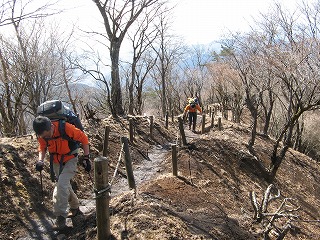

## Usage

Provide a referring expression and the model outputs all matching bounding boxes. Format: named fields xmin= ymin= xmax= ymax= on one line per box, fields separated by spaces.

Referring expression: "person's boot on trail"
xmin=67 ymin=207 xmax=82 ymax=218
xmin=192 ymin=123 xmax=196 ymax=132
xmin=52 ymin=216 xmax=67 ymax=231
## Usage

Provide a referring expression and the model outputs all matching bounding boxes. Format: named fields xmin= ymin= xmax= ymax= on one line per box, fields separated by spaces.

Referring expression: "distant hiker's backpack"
xmin=188 ymin=98 xmax=196 ymax=108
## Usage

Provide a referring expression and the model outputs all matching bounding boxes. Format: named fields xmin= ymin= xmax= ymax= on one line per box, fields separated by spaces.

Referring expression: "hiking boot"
xmin=52 ymin=216 xmax=67 ymax=231
xmin=67 ymin=207 xmax=82 ymax=218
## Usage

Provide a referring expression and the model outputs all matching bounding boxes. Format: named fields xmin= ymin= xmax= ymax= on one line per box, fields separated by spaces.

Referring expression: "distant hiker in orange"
xmin=33 ymin=116 xmax=90 ymax=231
xmin=183 ymin=97 xmax=202 ymax=132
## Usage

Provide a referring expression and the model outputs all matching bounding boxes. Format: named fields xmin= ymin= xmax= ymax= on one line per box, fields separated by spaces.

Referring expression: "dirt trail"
xmin=109 ymin=145 xmax=170 ymax=196
xmin=17 ymin=145 xmax=170 ymax=239
xmin=14 ymin=116 xmax=210 ymax=239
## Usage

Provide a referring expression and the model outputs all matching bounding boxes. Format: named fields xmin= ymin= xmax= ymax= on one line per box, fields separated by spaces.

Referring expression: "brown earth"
xmin=0 ymin=114 xmax=319 ymax=240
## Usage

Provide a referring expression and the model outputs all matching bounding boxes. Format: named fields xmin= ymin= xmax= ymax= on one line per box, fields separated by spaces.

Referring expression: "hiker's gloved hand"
xmin=35 ymin=161 xmax=44 ymax=172
xmin=81 ymin=155 xmax=91 ymax=172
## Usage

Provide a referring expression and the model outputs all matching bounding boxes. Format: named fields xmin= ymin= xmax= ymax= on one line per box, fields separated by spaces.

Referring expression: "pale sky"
xmin=59 ymin=0 xmax=296 ymax=46
xmin=170 ymin=0 xmax=295 ymax=44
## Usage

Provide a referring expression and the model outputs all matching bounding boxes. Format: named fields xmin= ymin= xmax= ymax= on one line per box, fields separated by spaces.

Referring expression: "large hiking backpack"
xmin=37 ymin=100 xmax=84 ymax=181
xmin=37 ymin=100 xmax=84 ymax=131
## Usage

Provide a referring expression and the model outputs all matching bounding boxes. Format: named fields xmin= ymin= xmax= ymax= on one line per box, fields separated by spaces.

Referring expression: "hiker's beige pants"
xmin=52 ymin=157 xmax=79 ymax=217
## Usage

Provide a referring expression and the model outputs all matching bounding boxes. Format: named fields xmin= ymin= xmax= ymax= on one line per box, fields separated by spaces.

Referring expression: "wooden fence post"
xmin=94 ymin=156 xmax=111 ymax=239
xmin=121 ymin=137 xmax=136 ymax=189
xmin=102 ymin=125 xmax=110 ymax=157
xmin=171 ymin=144 xmax=178 ymax=176
xmin=149 ymin=116 xmax=154 ymax=139
xmin=165 ymin=111 xmax=169 ymax=129
xmin=129 ymin=118 xmax=134 ymax=143
xmin=178 ymin=117 xmax=187 ymax=145
xmin=201 ymin=114 xmax=206 ymax=134
xmin=211 ymin=112 xmax=214 ymax=128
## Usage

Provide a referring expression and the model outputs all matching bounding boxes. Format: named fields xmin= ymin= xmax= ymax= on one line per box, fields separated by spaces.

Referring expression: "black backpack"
xmin=37 ymin=100 xmax=84 ymax=181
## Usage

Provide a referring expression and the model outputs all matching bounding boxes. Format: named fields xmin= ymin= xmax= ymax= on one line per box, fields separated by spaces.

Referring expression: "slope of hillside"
xmin=0 ymin=115 xmax=319 ymax=239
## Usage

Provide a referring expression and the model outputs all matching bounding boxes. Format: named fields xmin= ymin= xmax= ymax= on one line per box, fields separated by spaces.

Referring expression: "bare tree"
xmin=0 ymin=2 xmax=82 ymax=136
xmin=92 ymin=0 xmax=163 ymax=116
xmin=206 ymin=60 xmax=244 ymax=123
xmin=221 ymin=34 xmax=263 ymax=150
xmin=182 ymin=45 xmax=211 ymax=106
xmin=0 ymin=0 xmax=60 ymax=27
xmin=126 ymin=2 xmax=165 ymax=115
xmin=150 ymin=12 xmax=184 ymax=117
xmin=76 ymin=54 xmax=113 ymax=115
xmin=267 ymin=3 xmax=320 ymax=179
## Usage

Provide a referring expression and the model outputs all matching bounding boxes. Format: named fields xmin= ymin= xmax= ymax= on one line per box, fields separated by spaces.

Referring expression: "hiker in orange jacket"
xmin=33 ymin=116 xmax=90 ymax=231
xmin=183 ymin=98 xmax=202 ymax=132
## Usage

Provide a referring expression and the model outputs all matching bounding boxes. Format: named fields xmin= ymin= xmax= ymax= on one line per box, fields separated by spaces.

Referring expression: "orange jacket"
xmin=184 ymin=104 xmax=202 ymax=113
xmin=38 ymin=121 xmax=89 ymax=164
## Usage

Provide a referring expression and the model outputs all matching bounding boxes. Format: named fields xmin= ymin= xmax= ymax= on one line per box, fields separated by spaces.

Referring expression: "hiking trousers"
xmin=52 ymin=157 xmax=79 ymax=217
xmin=188 ymin=112 xmax=197 ymax=131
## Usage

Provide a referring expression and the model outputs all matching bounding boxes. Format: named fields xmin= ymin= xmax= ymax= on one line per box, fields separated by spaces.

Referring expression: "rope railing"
xmin=109 ymin=143 xmax=124 ymax=187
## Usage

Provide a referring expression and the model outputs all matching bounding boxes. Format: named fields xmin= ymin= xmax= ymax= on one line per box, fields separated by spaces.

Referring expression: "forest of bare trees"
xmin=1 ymin=0 xmax=320 ymax=180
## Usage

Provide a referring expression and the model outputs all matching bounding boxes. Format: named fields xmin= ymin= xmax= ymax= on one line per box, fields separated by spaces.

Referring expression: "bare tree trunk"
xmin=128 ymin=61 xmax=136 ymax=115
xmin=110 ymin=40 xmax=125 ymax=116
xmin=245 ymin=90 xmax=258 ymax=150
xmin=161 ymin=71 xmax=167 ymax=117
xmin=293 ymin=121 xmax=303 ymax=151
xmin=270 ymin=116 xmax=297 ymax=180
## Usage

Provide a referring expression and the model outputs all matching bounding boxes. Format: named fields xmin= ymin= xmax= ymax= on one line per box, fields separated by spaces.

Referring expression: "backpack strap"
xmin=58 ymin=119 xmax=69 ymax=140
xmin=58 ymin=119 xmax=79 ymax=155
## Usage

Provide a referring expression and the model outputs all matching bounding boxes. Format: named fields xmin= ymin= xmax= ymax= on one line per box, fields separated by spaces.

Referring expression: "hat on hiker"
xmin=188 ymin=98 xmax=195 ymax=104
